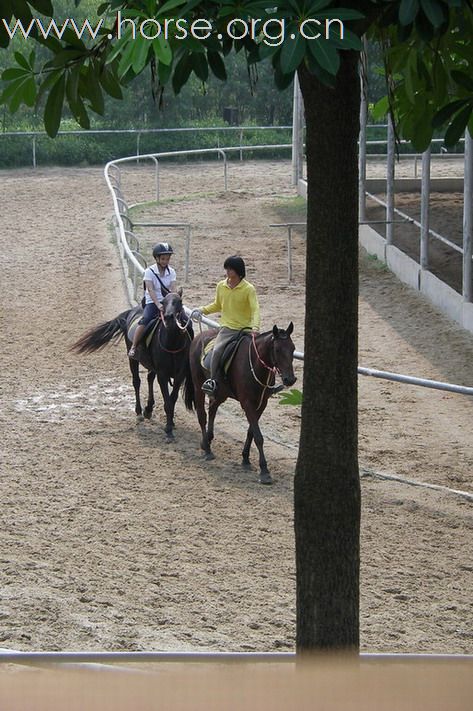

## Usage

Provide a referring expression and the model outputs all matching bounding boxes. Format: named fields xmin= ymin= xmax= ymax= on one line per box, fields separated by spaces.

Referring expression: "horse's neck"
xmin=253 ymin=333 xmax=273 ymax=368
xmin=160 ymin=321 xmax=182 ymax=346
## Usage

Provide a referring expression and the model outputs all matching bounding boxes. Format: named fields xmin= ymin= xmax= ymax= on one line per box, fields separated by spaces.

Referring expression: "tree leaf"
xmin=157 ymin=0 xmax=187 ymax=13
xmin=278 ymin=388 xmax=303 ymax=405
xmin=14 ymin=51 xmax=31 ymax=70
xmin=131 ymin=37 xmax=150 ymax=74
xmin=2 ymin=67 xmax=30 ymax=81
xmin=451 ymin=69 xmax=473 ymax=92
xmin=409 ymin=104 xmax=434 ymax=150
xmin=117 ymin=37 xmax=136 ymax=78
xmin=44 ymin=72 xmax=66 ymax=138
xmin=29 ymin=0 xmax=53 ymax=14
xmin=99 ymin=67 xmax=123 ymax=99
xmin=313 ymin=9 xmax=365 ymax=20
xmin=66 ymin=65 xmax=81 ymax=105
xmin=280 ymin=33 xmax=306 ymax=74
xmin=307 ymin=0 xmax=334 ymax=12
xmin=371 ymin=95 xmax=389 ymax=120
xmin=172 ymin=53 xmax=192 ymax=94
xmin=328 ymin=28 xmax=362 ymax=51
xmin=432 ymin=98 xmax=469 ymax=128
xmin=419 ymin=0 xmax=445 ymax=28
xmin=153 ymin=35 xmax=172 ymax=66
xmin=444 ymin=103 xmax=472 ymax=147
xmin=157 ymin=59 xmax=172 ymax=85
xmin=22 ymin=76 xmax=37 ymax=106
xmin=207 ymin=51 xmax=227 ymax=81
xmin=192 ymin=52 xmax=209 ymax=81
xmin=308 ymin=38 xmax=339 ymax=75
xmin=68 ymin=92 xmax=91 ymax=130
xmin=84 ymin=63 xmax=105 ymax=114
xmin=399 ymin=0 xmax=419 ymax=26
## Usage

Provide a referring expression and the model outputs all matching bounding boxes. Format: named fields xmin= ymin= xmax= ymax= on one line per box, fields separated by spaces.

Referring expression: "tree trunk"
xmin=295 ymin=52 xmax=361 ymax=651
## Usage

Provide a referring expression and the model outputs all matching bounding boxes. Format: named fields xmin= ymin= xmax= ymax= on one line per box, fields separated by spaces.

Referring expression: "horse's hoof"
xmin=165 ymin=435 xmax=175 ymax=444
xmin=136 ymin=414 xmax=145 ymax=423
xmin=259 ymin=472 xmax=273 ymax=485
xmin=242 ymin=459 xmax=251 ymax=469
xmin=205 ymin=452 xmax=215 ymax=461
xmin=143 ymin=409 xmax=153 ymax=420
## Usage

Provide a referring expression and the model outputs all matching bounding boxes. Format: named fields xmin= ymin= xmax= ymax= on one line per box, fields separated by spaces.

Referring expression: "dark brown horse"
xmin=71 ymin=291 xmax=194 ymax=440
xmin=188 ymin=323 xmax=296 ymax=484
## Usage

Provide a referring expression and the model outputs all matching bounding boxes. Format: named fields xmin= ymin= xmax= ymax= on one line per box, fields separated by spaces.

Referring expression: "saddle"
xmin=128 ymin=312 xmax=193 ymax=351
xmin=127 ymin=314 xmax=161 ymax=348
xmin=201 ymin=332 xmax=250 ymax=374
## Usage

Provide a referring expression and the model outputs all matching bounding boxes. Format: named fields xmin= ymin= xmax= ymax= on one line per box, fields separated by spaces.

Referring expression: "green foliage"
xmin=278 ymin=388 xmax=303 ymax=405
xmin=368 ymin=3 xmax=473 ymax=149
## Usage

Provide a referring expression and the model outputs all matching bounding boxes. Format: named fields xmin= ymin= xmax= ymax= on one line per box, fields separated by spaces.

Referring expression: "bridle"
xmin=249 ymin=332 xmax=285 ymax=409
xmin=158 ymin=304 xmax=192 ymax=353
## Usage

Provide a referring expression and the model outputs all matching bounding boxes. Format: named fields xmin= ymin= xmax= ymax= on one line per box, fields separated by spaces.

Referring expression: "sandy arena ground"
xmin=0 ymin=159 xmax=472 ymax=657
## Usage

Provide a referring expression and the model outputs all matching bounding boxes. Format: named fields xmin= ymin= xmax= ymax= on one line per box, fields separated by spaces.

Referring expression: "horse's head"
xmin=162 ymin=288 xmax=183 ymax=328
xmin=272 ymin=322 xmax=297 ymax=387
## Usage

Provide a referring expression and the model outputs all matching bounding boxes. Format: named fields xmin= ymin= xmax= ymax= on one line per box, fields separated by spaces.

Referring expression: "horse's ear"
xmin=286 ymin=322 xmax=293 ymax=336
xmin=272 ymin=325 xmax=279 ymax=338
xmin=178 ymin=287 xmax=183 ymax=298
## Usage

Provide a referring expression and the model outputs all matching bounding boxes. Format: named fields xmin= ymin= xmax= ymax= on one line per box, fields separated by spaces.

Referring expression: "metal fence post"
xmin=386 ymin=115 xmax=395 ymax=245
xmin=463 ymin=129 xmax=473 ymax=302
xmin=420 ymin=147 xmax=431 ymax=271
xmin=32 ymin=135 xmax=37 ymax=169
xmin=358 ymin=37 xmax=368 ymax=223
xmin=287 ymin=226 xmax=293 ymax=283
xmin=185 ymin=224 xmax=191 ymax=283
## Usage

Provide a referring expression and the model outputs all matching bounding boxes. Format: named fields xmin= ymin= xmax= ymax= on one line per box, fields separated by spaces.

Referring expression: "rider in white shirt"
xmin=128 ymin=242 xmax=176 ymax=358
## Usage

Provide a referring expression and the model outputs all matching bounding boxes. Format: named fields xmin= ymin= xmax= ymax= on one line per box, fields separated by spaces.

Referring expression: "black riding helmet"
xmin=153 ymin=242 xmax=174 ymax=258
xmin=224 ymin=255 xmax=246 ymax=279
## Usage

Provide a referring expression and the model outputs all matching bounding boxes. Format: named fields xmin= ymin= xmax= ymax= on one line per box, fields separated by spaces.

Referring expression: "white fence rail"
xmin=1 ymin=125 xmax=292 ymax=168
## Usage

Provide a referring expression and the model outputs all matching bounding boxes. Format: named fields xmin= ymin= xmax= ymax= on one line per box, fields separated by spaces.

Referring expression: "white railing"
xmin=105 ymin=144 xmax=292 ymax=303
xmin=1 ymin=125 xmax=292 ymax=168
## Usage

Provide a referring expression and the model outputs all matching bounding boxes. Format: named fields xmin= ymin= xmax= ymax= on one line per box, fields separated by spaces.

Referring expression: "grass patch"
xmin=128 ymin=191 xmax=219 ymax=218
xmin=365 ymin=253 xmax=389 ymax=272
xmin=272 ymin=195 xmax=307 ymax=221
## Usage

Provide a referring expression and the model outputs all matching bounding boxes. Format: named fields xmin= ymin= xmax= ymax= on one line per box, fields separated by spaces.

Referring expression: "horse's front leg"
xmin=203 ymin=398 xmax=221 ymax=461
xmin=169 ymin=376 xmax=182 ymax=430
xmin=242 ymin=425 xmax=253 ymax=468
xmin=143 ymin=371 xmax=155 ymax=419
xmin=157 ymin=373 xmax=174 ymax=441
xmin=193 ymin=387 xmax=212 ymax=457
xmin=129 ymin=357 xmax=143 ymax=421
xmin=245 ymin=409 xmax=271 ymax=485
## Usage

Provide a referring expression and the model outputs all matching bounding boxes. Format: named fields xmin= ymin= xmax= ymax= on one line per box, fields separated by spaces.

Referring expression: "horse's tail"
xmin=183 ymin=355 xmax=195 ymax=411
xmin=70 ymin=309 xmax=132 ymax=354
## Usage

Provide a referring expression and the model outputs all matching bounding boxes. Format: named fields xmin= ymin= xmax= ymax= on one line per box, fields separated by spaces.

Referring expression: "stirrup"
xmin=201 ymin=378 xmax=217 ymax=394
xmin=128 ymin=346 xmax=137 ymax=359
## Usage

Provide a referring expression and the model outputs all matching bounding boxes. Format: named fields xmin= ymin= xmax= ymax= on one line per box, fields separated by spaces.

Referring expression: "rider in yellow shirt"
xmin=192 ymin=256 xmax=260 ymax=395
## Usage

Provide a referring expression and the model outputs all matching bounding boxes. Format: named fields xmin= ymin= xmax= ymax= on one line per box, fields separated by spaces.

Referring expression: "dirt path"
xmin=0 ymin=162 xmax=472 ymax=655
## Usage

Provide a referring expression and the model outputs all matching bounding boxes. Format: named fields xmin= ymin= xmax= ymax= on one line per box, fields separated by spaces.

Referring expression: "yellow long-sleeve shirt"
xmin=201 ymin=278 xmax=260 ymax=331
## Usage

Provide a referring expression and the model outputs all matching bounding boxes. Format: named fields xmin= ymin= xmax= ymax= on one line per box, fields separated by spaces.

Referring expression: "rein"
xmin=249 ymin=333 xmax=282 ymax=410
xmin=158 ymin=309 xmax=192 ymax=353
